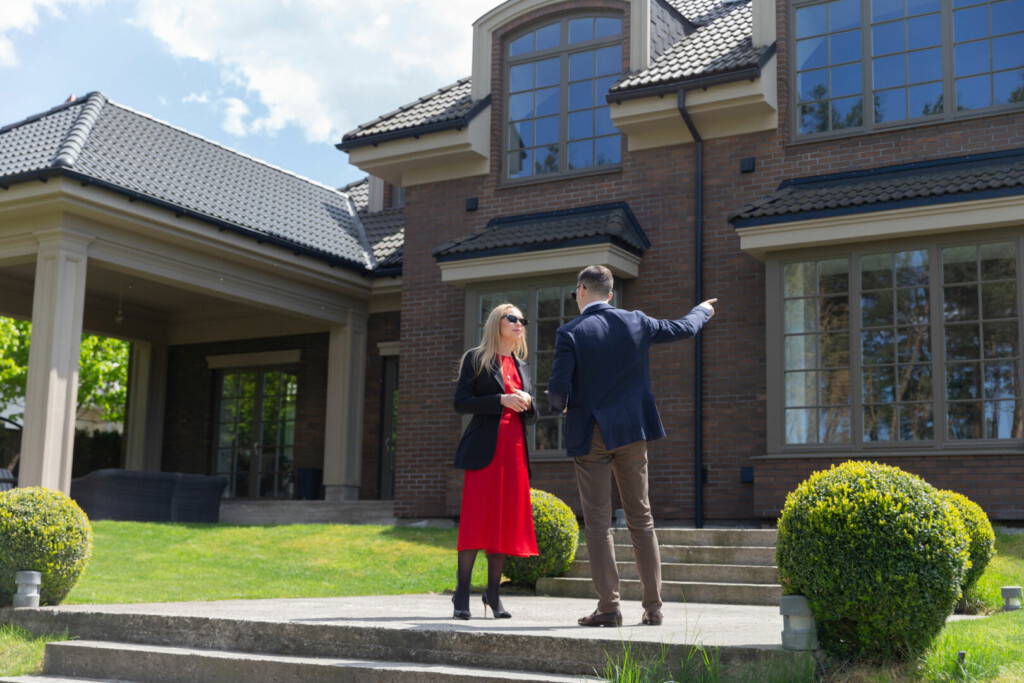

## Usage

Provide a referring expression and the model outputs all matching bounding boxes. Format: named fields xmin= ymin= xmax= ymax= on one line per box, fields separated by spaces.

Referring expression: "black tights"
xmin=453 ymin=549 xmax=505 ymax=610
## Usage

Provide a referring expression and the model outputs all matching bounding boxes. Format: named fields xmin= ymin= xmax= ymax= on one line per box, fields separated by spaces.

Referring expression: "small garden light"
xmin=13 ymin=570 xmax=41 ymax=608
xmin=1002 ymin=586 xmax=1022 ymax=611
xmin=780 ymin=595 xmax=818 ymax=651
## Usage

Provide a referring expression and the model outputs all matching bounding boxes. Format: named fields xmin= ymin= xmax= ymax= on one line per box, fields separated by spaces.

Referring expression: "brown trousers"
xmin=573 ymin=425 xmax=661 ymax=613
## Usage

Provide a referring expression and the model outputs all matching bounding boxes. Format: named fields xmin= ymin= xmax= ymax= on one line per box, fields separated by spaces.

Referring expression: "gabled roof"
xmin=433 ymin=203 xmax=650 ymax=261
xmin=730 ymin=148 xmax=1024 ymax=227
xmin=341 ymin=1 xmax=769 ymax=148
xmin=0 ymin=93 xmax=379 ymax=272
xmin=338 ymin=79 xmax=490 ymax=151
xmin=341 ymin=177 xmax=370 ymax=212
xmin=610 ymin=0 xmax=774 ymax=99
xmin=338 ymin=176 xmax=404 ymax=273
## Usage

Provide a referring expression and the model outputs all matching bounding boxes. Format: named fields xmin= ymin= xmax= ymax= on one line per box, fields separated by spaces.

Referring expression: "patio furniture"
xmin=70 ymin=469 xmax=227 ymax=522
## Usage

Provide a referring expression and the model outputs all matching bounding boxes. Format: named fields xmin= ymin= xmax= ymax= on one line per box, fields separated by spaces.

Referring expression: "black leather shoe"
xmin=642 ymin=609 xmax=663 ymax=626
xmin=578 ymin=609 xmax=623 ymax=627
xmin=451 ymin=595 xmax=471 ymax=620
xmin=482 ymin=592 xmax=511 ymax=618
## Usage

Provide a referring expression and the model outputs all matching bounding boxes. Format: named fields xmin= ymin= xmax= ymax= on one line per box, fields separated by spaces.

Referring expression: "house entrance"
xmin=214 ymin=368 xmax=298 ymax=498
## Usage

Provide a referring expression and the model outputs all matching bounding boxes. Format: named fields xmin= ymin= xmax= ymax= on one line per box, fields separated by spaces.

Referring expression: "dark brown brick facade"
xmin=389 ymin=1 xmax=1024 ymax=521
xmin=360 ymin=311 xmax=401 ymax=499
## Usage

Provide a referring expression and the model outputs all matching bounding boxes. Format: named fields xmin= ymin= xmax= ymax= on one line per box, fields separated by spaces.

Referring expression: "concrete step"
xmin=536 ymin=577 xmax=782 ymax=606
xmin=38 ymin=640 xmax=596 ymax=683
xmin=0 ymin=677 xmax=126 ymax=683
xmin=576 ymin=543 xmax=777 ymax=566
xmin=218 ymin=500 xmax=396 ymax=525
xmin=611 ymin=528 xmax=777 ymax=547
xmin=565 ymin=560 xmax=779 ymax=584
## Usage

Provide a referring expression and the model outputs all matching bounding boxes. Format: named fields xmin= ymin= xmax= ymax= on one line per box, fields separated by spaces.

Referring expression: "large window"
xmin=472 ymin=281 xmax=619 ymax=457
xmin=794 ymin=0 xmax=1024 ymax=137
xmin=506 ymin=15 xmax=624 ymax=180
xmin=775 ymin=236 xmax=1024 ymax=452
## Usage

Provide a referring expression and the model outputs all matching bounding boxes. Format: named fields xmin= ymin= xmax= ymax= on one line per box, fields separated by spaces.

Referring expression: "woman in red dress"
xmin=451 ymin=303 xmax=539 ymax=619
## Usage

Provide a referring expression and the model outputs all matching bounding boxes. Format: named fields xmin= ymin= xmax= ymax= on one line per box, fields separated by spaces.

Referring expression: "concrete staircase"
xmin=537 ymin=528 xmax=782 ymax=606
xmin=218 ymin=499 xmax=397 ymax=525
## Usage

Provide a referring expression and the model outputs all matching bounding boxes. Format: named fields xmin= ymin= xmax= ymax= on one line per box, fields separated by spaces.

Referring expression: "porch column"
xmin=124 ymin=341 xmax=166 ymax=471
xmin=19 ymin=231 xmax=91 ymax=492
xmin=323 ymin=314 xmax=368 ymax=501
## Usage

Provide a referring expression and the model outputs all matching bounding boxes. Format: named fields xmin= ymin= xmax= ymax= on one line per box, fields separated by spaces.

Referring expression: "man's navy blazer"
xmin=453 ymin=352 xmax=536 ymax=472
xmin=547 ymin=302 xmax=710 ymax=457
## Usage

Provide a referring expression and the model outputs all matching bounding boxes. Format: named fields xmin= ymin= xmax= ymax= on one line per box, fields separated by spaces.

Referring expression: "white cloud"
xmin=0 ymin=0 xmax=104 ymax=67
xmin=182 ymin=91 xmax=210 ymax=104
xmin=221 ymin=97 xmax=250 ymax=136
xmin=129 ymin=0 xmax=495 ymax=144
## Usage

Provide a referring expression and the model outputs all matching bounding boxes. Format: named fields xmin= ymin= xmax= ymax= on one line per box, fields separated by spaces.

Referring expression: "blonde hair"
xmin=461 ymin=303 xmax=528 ymax=377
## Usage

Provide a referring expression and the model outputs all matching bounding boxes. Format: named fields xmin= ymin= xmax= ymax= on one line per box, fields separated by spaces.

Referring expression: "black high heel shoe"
xmin=481 ymin=591 xmax=511 ymax=619
xmin=451 ymin=594 xmax=471 ymax=620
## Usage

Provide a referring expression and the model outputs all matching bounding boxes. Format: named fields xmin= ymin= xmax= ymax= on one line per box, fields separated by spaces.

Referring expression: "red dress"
xmin=457 ymin=355 xmax=539 ymax=557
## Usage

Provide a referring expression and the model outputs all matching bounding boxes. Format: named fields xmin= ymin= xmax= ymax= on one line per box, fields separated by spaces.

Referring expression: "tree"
xmin=0 ymin=317 xmax=130 ymax=424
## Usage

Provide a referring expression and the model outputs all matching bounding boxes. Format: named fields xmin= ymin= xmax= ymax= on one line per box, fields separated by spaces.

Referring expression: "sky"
xmin=0 ymin=0 xmax=498 ymax=188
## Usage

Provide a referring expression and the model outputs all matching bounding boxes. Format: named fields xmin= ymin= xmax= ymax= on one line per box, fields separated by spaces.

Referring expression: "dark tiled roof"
xmin=611 ymin=0 xmax=772 ymax=97
xmin=731 ymin=149 xmax=1024 ymax=227
xmin=361 ymin=208 xmax=404 ymax=270
xmin=339 ymin=79 xmax=490 ymax=150
xmin=0 ymin=93 xmax=377 ymax=271
xmin=433 ymin=203 xmax=650 ymax=261
xmin=342 ymin=177 xmax=369 ymax=212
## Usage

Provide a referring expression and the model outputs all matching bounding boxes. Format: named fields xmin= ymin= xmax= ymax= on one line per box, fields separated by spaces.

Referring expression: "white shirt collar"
xmin=582 ymin=300 xmax=606 ymax=313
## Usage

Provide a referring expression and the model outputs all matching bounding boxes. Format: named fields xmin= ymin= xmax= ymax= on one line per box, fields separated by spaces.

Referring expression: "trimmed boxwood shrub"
xmin=0 ymin=486 xmax=93 ymax=606
xmin=939 ymin=489 xmax=995 ymax=594
xmin=776 ymin=461 xmax=969 ymax=661
xmin=505 ymin=488 xmax=578 ymax=586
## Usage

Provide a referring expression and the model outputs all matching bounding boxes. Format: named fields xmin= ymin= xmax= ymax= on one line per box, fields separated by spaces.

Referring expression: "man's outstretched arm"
xmin=547 ymin=328 xmax=575 ymax=413
xmin=646 ymin=298 xmax=718 ymax=344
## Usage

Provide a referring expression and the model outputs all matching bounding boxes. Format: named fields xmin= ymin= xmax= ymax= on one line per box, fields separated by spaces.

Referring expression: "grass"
xmin=65 ymin=520 xmax=484 ymax=603
xmin=0 ymin=625 xmax=68 ymax=677
xmin=602 ymin=642 xmax=817 ymax=683
xmin=969 ymin=529 xmax=1024 ymax=613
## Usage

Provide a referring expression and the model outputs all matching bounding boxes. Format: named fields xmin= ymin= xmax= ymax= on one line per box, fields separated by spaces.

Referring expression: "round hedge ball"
xmin=505 ymin=488 xmax=578 ymax=586
xmin=938 ymin=489 xmax=996 ymax=594
xmin=776 ymin=461 xmax=969 ymax=662
xmin=0 ymin=486 xmax=93 ymax=606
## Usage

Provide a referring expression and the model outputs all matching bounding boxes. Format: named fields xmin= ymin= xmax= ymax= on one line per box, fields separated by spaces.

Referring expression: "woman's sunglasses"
xmin=504 ymin=314 xmax=529 ymax=326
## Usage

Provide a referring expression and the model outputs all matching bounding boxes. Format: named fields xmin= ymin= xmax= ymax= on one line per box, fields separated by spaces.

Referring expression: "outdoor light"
xmin=1002 ymin=586 xmax=1022 ymax=611
xmin=780 ymin=595 xmax=819 ymax=651
xmin=13 ymin=570 xmax=41 ymax=608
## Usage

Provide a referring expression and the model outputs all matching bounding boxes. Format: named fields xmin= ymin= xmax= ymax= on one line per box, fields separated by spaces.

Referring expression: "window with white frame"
xmin=777 ymin=236 xmax=1023 ymax=451
xmin=505 ymin=15 xmax=625 ymax=180
xmin=794 ymin=0 xmax=1024 ymax=137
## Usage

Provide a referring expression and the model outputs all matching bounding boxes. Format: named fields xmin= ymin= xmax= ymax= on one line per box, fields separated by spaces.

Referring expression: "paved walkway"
xmin=29 ymin=594 xmax=786 ymax=650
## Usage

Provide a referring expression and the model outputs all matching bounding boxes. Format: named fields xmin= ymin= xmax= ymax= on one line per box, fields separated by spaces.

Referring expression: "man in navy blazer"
xmin=548 ymin=265 xmax=716 ymax=627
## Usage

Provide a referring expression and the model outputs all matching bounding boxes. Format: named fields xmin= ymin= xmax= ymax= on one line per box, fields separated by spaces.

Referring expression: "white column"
xmin=323 ymin=314 xmax=368 ymax=501
xmin=124 ymin=341 xmax=153 ymax=471
xmin=144 ymin=343 xmax=167 ymax=472
xmin=19 ymin=231 xmax=91 ymax=492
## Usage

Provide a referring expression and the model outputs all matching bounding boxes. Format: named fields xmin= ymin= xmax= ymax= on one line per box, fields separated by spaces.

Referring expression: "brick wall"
xmin=390 ymin=0 xmax=1024 ymax=521
xmin=360 ymin=311 xmax=401 ymax=499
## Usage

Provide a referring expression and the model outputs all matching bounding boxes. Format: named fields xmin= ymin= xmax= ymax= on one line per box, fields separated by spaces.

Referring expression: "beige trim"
xmin=345 ymin=108 xmax=491 ymax=187
xmin=367 ymin=175 xmax=385 ymax=213
xmin=752 ymin=0 xmax=776 ymax=48
xmin=169 ymin=313 xmax=327 ymax=346
xmin=611 ymin=56 xmax=778 ymax=151
xmin=323 ymin=316 xmax=368 ymax=500
xmin=471 ymin=0 xmax=648 ymax=101
xmin=377 ymin=341 xmax=400 ymax=357
xmin=737 ymin=193 xmax=1024 ymax=259
xmin=438 ymin=243 xmax=641 ymax=284
xmin=206 ymin=350 xmax=302 ymax=369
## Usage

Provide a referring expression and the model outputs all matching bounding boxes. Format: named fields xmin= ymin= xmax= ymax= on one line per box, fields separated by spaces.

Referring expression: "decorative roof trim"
xmin=52 ymin=92 xmax=107 ymax=169
xmin=337 ymin=94 xmax=491 ymax=151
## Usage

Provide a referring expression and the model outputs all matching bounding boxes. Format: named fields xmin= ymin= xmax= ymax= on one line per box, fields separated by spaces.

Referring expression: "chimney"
xmin=752 ymin=0 xmax=776 ymax=49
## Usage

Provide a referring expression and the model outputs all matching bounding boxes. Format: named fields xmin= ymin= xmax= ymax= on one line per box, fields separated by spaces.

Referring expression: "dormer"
xmin=339 ymin=0 xmax=779 ymax=185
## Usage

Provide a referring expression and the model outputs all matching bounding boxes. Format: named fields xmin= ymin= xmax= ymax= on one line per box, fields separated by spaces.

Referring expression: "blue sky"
xmin=0 ymin=0 xmax=494 ymax=188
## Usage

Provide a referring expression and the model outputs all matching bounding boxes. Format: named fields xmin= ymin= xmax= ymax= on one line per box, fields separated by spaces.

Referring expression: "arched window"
xmin=505 ymin=15 xmax=624 ymax=180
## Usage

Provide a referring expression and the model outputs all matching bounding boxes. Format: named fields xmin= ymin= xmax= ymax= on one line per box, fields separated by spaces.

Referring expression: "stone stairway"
xmin=537 ymin=528 xmax=782 ymax=606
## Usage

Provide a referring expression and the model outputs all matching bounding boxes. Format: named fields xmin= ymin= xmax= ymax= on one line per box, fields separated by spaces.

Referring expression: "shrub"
xmin=505 ymin=488 xmax=578 ymax=586
xmin=938 ymin=489 xmax=996 ymax=594
xmin=776 ymin=461 xmax=969 ymax=662
xmin=0 ymin=487 xmax=93 ymax=606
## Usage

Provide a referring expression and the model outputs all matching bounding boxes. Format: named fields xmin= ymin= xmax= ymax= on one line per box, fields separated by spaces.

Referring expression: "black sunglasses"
xmin=504 ymin=314 xmax=529 ymax=326
xmin=569 ymin=283 xmax=584 ymax=301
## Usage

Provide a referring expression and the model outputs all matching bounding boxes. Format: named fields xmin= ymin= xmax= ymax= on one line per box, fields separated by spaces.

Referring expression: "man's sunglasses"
xmin=569 ymin=284 xmax=584 ymax=301
xmin=504 ymin=314 xmax=529 ymax=326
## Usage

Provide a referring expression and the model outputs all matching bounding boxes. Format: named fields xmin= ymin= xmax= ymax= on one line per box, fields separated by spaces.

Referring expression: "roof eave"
xmin=337 ymin=95 xmax=492 ymax=152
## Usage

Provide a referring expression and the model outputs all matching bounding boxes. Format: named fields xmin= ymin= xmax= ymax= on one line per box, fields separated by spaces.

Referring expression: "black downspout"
xmin=677 ymin=89 xmax=705 ymax=529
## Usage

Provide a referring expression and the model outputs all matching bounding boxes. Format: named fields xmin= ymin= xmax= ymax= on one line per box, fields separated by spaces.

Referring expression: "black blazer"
xmin=453 ymin=352 xmax=537 ymax=473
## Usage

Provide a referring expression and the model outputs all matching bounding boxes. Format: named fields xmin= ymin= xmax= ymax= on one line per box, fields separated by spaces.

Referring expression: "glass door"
xmin=214 ymin=368 xmax=298 ymax=498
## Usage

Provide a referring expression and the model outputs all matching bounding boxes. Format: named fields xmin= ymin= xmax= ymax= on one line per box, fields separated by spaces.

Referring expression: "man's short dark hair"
xmin=578 ymin=265 xmax=613 ymax=297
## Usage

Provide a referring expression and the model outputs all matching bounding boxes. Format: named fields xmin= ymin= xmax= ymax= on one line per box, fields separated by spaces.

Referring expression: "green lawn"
xmin=67 ymin=521 xmax=482 ymax=603
xmin=0 ymin=625 xmax=68 ymax=678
